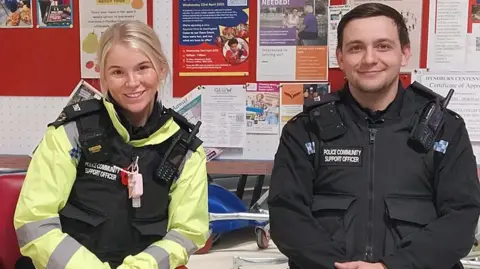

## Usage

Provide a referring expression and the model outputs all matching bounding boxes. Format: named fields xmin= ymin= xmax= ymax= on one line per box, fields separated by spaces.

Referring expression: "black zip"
xmin=365 ymin=127 xmax=377 ymax=262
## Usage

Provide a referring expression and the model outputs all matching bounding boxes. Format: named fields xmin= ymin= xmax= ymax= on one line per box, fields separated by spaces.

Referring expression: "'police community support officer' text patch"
xmin=320 ymin=146 xmax=363 ymax=166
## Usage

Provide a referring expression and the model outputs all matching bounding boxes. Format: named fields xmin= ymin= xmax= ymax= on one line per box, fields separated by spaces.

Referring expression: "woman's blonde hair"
xmin=97 ymin=20 xmax=170 ymax=96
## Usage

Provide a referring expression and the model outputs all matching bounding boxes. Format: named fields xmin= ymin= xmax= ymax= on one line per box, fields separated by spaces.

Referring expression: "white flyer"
xmin=171 ymin=87 xmax=223 ymax=161
xmin=201 ymin=85 xmax=247 ymax=148
xmin=328 ymin=5 xmax=352 ymax=68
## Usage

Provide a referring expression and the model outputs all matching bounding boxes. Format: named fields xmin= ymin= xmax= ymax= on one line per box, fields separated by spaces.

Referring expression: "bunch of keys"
xmin=115 ymin=156 xmax=143 ymax=208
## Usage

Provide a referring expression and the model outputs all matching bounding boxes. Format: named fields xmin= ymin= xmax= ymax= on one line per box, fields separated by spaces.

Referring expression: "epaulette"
xmin=166 ymin=108 xmax=203 ymax=151
xmin=445 ymin=108 xmax=463 ymax=120
xmin=409 ymin=81 xmax=446 ymax=102
xmin=48 ymin=98 xmax=103 ymax=128
xmin=303 ymin=93 xmax=340 ymax=113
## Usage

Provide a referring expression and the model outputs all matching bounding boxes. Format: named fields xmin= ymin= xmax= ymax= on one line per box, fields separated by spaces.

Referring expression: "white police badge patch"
xmin=320 ymin=146 xmax=363 ymax=166
xmin=305 ymin=142 xmax=315 ymax=155
xmin=434 ymin=140 xmax=449 ymax=154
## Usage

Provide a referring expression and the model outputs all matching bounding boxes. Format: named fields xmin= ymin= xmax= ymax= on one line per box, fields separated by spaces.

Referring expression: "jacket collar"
xmin=104 ymin=92 xmax=170 ymax=140
xmin=339 ymin=80 xmax=405 ymax=124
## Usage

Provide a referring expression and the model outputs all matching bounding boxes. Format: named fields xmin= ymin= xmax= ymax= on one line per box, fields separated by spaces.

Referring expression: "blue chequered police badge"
xmin=69 ymin=147 xmax=82 ymax=160
xmin=433 ymin=140 xmax=449 ymax=154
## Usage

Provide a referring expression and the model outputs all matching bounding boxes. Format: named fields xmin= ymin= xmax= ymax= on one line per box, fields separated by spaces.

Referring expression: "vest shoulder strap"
xmin=426 ymin=111 xmax=463 ymax=179
xmin=166 ymin=108 xmax=203 ymax=152
xmin=408 ymin=82 xmax=460 ymax=184
xmin=305 ymin=93 xmax=346 ymax=142
xmin=48 ymin=98 xmax=104 ymax=128
xmin=76 ymin=108 xmax=113 ymax=163
xmin=155 ymin=109 xmax=203 ymax=188
xmin=409 ymin=81 xmax=446 ymax=102
xmin=302 ymin=93 xmax=346 ymax=172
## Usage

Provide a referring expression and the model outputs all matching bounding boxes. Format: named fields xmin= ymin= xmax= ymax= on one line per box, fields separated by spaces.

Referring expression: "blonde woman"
xmin=13 ymin=20 xmax=209 ymax=269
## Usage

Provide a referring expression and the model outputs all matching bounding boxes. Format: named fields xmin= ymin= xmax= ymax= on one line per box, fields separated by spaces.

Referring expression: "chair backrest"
xmin=0 ymin=172 xmax=26 ymax=269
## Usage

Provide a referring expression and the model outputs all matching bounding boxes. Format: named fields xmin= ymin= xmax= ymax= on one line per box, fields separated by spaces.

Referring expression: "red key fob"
xmin=120 ymin=170 xmax=129 ymax=186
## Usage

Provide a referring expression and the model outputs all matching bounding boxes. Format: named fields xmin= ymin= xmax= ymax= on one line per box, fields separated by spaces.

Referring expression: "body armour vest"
xmin=54 ymin=101 xmax=202 ymax=267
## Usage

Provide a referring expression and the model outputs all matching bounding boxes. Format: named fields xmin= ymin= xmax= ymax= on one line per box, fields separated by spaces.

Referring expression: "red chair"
xmin=0 ymin=171 xmax=188 ymax=269
xmin=0 ymin=172 xmax=25 ymax=269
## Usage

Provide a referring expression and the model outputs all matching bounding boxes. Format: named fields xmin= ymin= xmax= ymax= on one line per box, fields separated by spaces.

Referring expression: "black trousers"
xmin=15 ymin=256 xmax=35 ymax=269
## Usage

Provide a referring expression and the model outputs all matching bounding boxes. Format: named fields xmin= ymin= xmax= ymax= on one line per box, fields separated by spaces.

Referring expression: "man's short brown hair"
xmin=336 ymin=3 xmax=410 ymax=50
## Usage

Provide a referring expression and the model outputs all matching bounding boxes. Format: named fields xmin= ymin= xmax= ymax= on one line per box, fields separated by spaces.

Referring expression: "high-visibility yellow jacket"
xmin=13 ymin=98 xmax=210 ymax=269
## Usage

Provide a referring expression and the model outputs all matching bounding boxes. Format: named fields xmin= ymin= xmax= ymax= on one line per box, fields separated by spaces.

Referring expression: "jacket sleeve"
xmin=118 ymin=146 xmax=210 ymax=269
xmin=14 ymin=123 xmax=111 ymax=269
xmin=381 ymin=119 xmax=480 ymax=269
xmin=267 ymin=118 xmax=348 ymax=269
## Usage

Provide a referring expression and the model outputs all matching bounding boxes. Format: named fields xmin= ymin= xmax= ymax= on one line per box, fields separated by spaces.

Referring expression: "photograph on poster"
xmin=0 ymin=0 xmax=32 ymax=28
xmin=259 ymin=0 xmax=328 ymax=46
xmin=473 ymin=5 xmax=480 ymax=23
xmin=222 ymin=37 xmax=250 ymax=65
xmin=36 ymin=0 xmax=72 ymax=28
xmin=257 ymin=0 xmax=329 ymax=81
xmin=303 ymin=83 xmax=329 ymax=101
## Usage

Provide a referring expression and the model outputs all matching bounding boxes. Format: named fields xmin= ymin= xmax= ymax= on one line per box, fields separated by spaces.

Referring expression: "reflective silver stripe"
xmin=46 ymin=235 xmax=81 ymax=269
xmin=16 ymin=217 xmax=61 ymax=248
xmin=164 ymin=230 xmax=198 ymax=255
xmin=144 ymin=245 xmax=170 ymax=269
xmin=63 ymin=121 xmax=79 ymax=148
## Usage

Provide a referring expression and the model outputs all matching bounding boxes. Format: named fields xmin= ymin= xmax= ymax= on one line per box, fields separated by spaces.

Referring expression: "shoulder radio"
xmin=408 ymin=82 xmax=454 ymax=153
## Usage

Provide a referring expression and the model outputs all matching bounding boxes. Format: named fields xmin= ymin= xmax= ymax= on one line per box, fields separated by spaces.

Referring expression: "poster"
xmin=201 ymin=85 xmax=247 ymax=148
xmin=427 ymin=0 xmax=480 ymax=71
xmin=79 ymin=0 xmax=148 ymax=78
xmin=171 ymin=87 xmax=223 ymax=161
xmin=350 ymin=0 xmax=423 ymax=72
xmin=0 ymin=1 xmax=32 ymax=28
xmin=65 ymin=80 xmax=102 ymax=106
xmin=328 ymin=5 xmax=351 ymax=68
xmin=257 ymin=0 xmax=329 ymax=81
xmin=178 ymin=0 xmax=250 ymax=77
xmin=280 ymin=82 xmax=330 ymax=129
xmin=245 ymin=83 xmax=280 ymax=135
xmin=36 ymin=0 xmax=73 ymax=28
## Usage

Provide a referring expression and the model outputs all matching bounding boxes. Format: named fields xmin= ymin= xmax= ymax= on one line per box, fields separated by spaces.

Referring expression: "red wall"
xmin=0 ymin=0 xmax=429 ymax=97
xmin=0 ymin=0 xmax=153 ymax=96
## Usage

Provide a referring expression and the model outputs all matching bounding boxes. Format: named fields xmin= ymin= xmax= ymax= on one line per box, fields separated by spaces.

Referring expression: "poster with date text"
xmin=257 ymin=0 xmax=329 ymax=81
xmin=178 ymin=0 xmax=250 ymax=77
xmin=79 ymin=0 xmax=147 ymax=78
